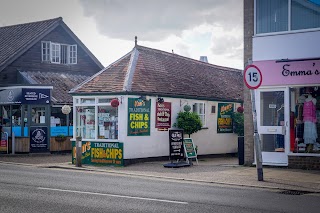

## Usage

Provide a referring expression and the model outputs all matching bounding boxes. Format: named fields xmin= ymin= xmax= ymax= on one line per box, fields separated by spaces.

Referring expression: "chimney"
xmin=199 ymin=56 xmax=208 ymax=63
xmin=135 ymin=36 xmax=137 ymax=46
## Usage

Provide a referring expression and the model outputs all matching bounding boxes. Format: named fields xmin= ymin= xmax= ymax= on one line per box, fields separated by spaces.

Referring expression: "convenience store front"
xmin=253 ymin=59 xmax=320 ymax=169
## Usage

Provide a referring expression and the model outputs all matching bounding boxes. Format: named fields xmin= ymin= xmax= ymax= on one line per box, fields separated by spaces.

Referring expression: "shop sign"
xmin=22 ymin=88 xmax=51 ymax=104
xmin=30 ymin=126 xmax=48 ymax=152
xmin=183 ymin=138 xmax=197 ymax=158
xmin=169 ymin=129 xmax=184 ymax=160
xmin=72 ymin=141 xmax=124 ymax=166
xmin=155 ymin=102 xmax=171 ymax=129
xmin=127 ymin=98 xmax=151 ymax=136
xmin=0 ymin=132 xmax=8 ymax=153
xmin=254 ymin=59 xmax=320 ymax=86
xmin=217 ymin=103 xmax=234 ymax=133
xmin=0 ymin=88 xmax=51 ymax=104
xmin=0 ymin=88 xmax=22 ymax=104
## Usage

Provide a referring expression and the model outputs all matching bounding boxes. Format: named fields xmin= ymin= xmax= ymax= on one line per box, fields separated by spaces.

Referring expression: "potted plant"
xmin=233 ymin=106 xmax=244 ymax=165
xmin=55 ymin=134 xmax=66 ymax=142
xmin=175 ymin=111 xmax=202 ymax=138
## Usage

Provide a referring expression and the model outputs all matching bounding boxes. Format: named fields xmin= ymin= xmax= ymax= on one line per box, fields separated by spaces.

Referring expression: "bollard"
xmin=76 ymin=136 xmax=82 ymax=167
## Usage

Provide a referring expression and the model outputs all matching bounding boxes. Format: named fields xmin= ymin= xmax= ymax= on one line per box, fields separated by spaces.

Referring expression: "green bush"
xmin=233 ymin=112 xmax=244 ymax=136
xmin=175 ymin=111 xmax=202 ymax=137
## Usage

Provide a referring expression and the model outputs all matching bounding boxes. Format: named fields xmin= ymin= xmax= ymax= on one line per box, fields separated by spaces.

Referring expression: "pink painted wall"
xmin=253 ymin=60 xmax=320 ymax=86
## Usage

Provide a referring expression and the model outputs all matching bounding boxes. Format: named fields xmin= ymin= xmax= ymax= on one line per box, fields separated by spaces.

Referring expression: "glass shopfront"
xmin=254 ymin=59 xmax=320 ymax=166
xmin=74 ymin=97 xmax=119 ymax=140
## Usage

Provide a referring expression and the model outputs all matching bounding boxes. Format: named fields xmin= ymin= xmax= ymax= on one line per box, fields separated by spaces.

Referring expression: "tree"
xmin=175 ymin=111 xmax=202 ymax=138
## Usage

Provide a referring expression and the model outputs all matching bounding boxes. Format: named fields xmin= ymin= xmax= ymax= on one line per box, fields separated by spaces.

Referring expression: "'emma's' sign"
xmin=253 ymin=60 xmax=320 ymax=86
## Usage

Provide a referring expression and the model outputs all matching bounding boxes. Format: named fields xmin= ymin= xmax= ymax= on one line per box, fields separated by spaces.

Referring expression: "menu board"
xmin=169 ymin=129 xmax=184 ymax=160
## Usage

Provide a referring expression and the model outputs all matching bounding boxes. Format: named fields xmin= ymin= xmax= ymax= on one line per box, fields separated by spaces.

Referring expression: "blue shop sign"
xmin=0 ymin=88 xmax=51 ymax=105
xmin=22 ymin=88 xmax=51 ymax=104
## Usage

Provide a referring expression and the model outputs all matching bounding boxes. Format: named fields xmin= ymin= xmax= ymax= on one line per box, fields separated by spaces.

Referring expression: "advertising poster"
xmin=30 ymin=126 xmax=48 ymax=152
xmin=72 ymin=141 xmax=124 ymax=166
xmin=0 ymin=133 xmax=8 ymax=152
xmin=217 ymin=103 xmax=234 ymax=133
xmin=169 ymin=129 xmax=184 ymax=160
xmin=128 ymin=98 xmax=151 ymax=136
xmin=155 ymin=102 xmax=171 ymax=129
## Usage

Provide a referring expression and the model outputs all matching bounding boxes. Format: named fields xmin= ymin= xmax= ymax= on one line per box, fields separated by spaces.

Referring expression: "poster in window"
xmin=155 ymin=102 xmax=171 ymax=129
xmin=217 ymin=103 xmax=234 ymax=133
xmin=128 ymin=98 xmax=151 ymax=136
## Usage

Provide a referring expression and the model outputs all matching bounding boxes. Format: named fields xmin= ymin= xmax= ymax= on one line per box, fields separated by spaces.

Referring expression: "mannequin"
xmin=303 ymin=94 xmax=317 ymax=152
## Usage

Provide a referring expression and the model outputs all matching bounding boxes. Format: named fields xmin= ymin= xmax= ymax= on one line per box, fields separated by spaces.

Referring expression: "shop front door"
xmin=257 ymin=88 xmax=289 ymax=166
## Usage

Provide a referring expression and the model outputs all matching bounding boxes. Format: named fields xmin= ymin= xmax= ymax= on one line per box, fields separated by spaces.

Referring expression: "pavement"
xmin=1 ymin=153 xmax=320 ymax=193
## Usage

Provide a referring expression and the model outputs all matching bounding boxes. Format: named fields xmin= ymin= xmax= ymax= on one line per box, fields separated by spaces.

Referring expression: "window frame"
xmin=193 ymin=102 xmax=206 ymax=127
xmin=41 ymin=41 xmax=77 ymax=65
xmin=41 ymin=41 xmax=50 ymax=62
xmin=74 ymin=97 xmax=119 ymax=141
xmin=255 ymin=0 xmax=320 ymax=36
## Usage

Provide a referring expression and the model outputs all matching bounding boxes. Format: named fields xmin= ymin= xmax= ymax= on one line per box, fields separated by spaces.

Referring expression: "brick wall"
xmin=288 ymin=156 xmax=320 ymax=170
xmin=243 ymin=0 xmax=254 ymax=165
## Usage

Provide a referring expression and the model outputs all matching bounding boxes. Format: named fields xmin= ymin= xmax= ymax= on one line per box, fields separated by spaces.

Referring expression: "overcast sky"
xmin=0 ymin=0 xmax=243 ymax=69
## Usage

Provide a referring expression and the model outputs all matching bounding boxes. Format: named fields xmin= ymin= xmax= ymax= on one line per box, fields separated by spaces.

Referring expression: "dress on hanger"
xmin=303 ymin=95 xmax=317 ymax=145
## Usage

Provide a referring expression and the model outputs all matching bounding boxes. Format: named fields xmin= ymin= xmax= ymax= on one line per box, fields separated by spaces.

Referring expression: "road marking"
xmin=38 ymin=187 xmax=188 ymax=205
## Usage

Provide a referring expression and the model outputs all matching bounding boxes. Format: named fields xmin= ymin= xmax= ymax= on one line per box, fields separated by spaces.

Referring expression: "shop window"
xmin=1 ymin=105 xmax=28 ymax=137
xmin=76 ymin=106 xmax=95 ymax=139
xmin=31 ymin=107 xmax=46 ymax=124
xmin=51 ymin=107 xmax=73 ymax=137
xmin=98 ymin=106 xmax=118 ymax=139
xmin=75 ymin=98 xmax=119 ymax=140
xmin=292 ymin=87 xmax=320 ymax=154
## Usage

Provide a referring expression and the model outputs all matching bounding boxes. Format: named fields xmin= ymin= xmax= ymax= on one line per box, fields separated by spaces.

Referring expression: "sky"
xmin=0 ymin=0 xmax=243 ymax=70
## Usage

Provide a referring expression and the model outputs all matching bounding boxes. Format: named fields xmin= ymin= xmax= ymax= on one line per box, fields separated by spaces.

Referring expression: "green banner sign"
xmin=72 ymin=141 xmax=124 ymax=166
xmin=217 ymin=103 xmax=234 ymax=133
xmin=128 ymin=98 xmax=151 ymax=136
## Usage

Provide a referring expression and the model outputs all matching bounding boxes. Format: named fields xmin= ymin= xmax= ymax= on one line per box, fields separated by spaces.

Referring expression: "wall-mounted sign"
xmin=254 ymin=60 xmax=320 ymax=86
xmin=169 ymin=129 xmax=184 ymax=160
xmin=22 ymin=88 xmax=51 ymax=104
xmin=0 ymin=88 xmax=51 ymax=105
xmin=155 ymin=102 xmax=171 ymax=129
xmin=127 ymin=98 xmax=151 ymax=136
xmin=217 ymin=103 xmax=234 ymax=133
xmin=30 ymin=126 xmax=48 ymax=152
xmin=0 ymin=88 xmax=22 ymax=104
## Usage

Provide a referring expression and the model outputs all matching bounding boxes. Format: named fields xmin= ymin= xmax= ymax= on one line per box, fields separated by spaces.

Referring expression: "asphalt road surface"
xmin=0 ymin=163 xmax=320 ymax=213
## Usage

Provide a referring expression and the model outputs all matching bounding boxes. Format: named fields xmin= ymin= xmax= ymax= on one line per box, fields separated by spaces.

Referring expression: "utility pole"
xmin=244 ymin=65 xmax=264 ymax=181
xmin=76 ymin=136 xmax=82 ymax=167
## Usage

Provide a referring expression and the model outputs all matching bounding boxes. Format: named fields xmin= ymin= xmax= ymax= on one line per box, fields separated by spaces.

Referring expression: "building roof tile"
xmin=71 ymin=45 xmax=243 ymax=102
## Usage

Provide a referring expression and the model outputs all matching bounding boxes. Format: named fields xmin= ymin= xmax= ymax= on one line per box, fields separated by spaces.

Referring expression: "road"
xmin=0 ymin=163 xmax=319 ymax=213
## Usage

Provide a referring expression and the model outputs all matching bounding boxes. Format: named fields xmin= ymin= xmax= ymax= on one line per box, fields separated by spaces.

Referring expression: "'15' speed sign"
xmin=244 ymin=65 xmax=262 ymax=89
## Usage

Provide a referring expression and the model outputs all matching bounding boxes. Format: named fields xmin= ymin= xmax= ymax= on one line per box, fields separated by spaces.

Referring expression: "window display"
xmin=75 ymin=98 xmax=118 ymax=140
xmin=293 ymin=87 xmax=319 ymax=153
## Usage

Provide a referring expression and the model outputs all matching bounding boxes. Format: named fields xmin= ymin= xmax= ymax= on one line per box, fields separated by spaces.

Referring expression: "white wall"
xmin=119 ymin=95 xmax=240 ymax=159
xmin=253 ymin=30 xmax=320 ymax=61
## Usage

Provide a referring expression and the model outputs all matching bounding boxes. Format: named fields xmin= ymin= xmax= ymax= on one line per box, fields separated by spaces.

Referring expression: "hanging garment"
xmin=304 ymin=121 xmax=318 ymax=144
xmin=303 ymin=100 xmax=316 ymax=123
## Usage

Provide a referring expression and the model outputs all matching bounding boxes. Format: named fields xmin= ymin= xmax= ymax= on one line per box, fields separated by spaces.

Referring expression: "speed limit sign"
xmin=244 ymin=65 xmax=262 ymax=89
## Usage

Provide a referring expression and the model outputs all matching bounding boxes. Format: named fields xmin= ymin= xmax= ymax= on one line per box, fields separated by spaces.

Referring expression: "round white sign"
xmin=244 ymin=65 xmax=262 ymax=89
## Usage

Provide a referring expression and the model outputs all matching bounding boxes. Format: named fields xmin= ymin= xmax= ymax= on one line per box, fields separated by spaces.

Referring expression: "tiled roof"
xmin=71 ymin=45 xmax=243 ymax=102
xmin=20 ymin=71 xmax=90 ymax=104
xmin=0 ymin=17 xmax=61 ymax=70
xmin=0 ymin=17 xmax=104 ymax=71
